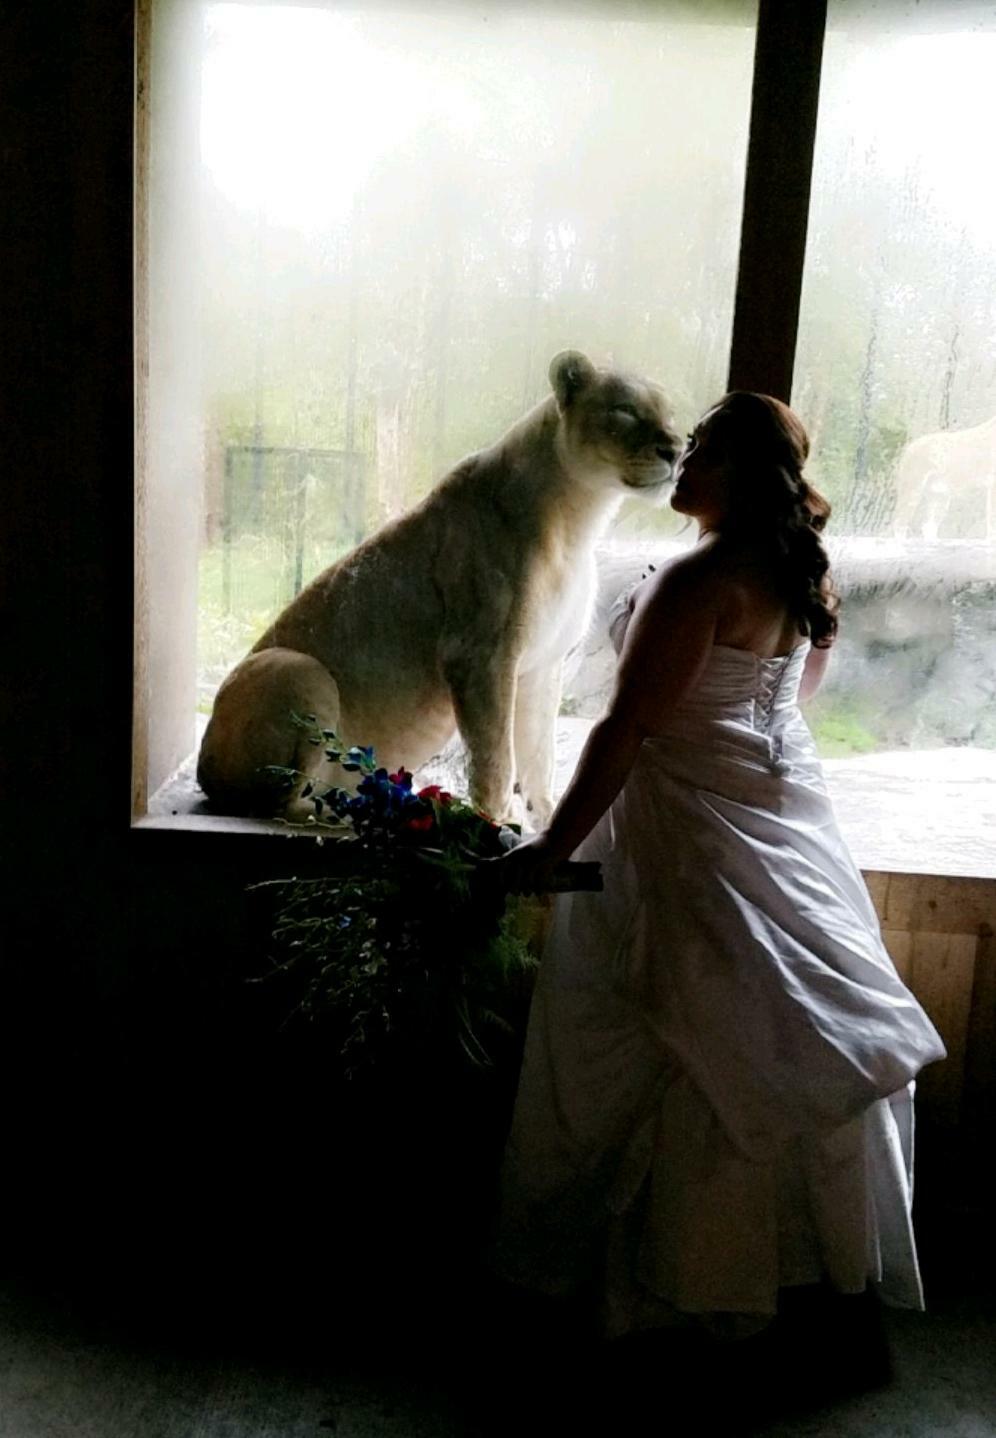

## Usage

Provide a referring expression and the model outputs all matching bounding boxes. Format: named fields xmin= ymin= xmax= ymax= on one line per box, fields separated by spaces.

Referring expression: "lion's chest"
xmin=517 ymin=547 xmax=598 ymax=674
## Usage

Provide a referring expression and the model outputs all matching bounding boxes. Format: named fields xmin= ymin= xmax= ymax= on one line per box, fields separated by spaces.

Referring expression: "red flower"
xmin=417 ymin=784 xmax=452 ymax=804
xmin=406 ymin=813 xmax=435 ymax=832
xmin=389 ymin=768 xmax=413 ymax=788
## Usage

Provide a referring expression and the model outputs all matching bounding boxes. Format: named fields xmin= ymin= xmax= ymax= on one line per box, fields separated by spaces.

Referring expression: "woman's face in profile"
xmin=670 ymin=407 xmax=731 ymax=525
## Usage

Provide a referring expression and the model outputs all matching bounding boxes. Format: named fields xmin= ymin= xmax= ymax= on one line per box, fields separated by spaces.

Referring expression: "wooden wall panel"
xmin=964 ymin=930 xmax=996 ymax=1131
xmin=869 ymin=873 xmax=996 ymax=936
xmin=867 ymin=872 xmax=996 ymax=1133
xmin=908 ymin=933 xmax=978 ymax=1128
xmin=881 ymin=928 xmax=913 ymax=984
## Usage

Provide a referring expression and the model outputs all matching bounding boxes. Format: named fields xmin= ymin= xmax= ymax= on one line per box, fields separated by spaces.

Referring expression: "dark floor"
xmin=2 ymin=1230 xmax=994 ymax=1438
xmin=2 ymin=1110 xmax=993 ymax=1437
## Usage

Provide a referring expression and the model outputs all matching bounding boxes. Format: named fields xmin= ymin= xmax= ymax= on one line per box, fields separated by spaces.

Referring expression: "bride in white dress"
xmin=494 ymin=391 xmax=946 ymax=1340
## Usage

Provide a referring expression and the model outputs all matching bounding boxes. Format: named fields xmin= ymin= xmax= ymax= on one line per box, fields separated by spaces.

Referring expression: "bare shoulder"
xmin=635 ymin=537 xmax=727 ymax=617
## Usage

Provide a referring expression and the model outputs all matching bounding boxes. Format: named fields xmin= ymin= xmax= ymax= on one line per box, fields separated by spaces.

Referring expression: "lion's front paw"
xmin=474 ymin=780 xmax=517 ymax=829
xmin=500 ymin=789 xmax=530 ymax=831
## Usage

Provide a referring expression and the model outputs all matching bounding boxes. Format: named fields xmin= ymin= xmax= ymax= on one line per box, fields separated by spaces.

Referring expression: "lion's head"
xmin=549 ymin=349 xmax=681 ymax=495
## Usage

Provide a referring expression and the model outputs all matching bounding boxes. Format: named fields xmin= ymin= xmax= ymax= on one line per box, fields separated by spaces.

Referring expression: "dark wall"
xmin=0 ymin=5 xmax=508 ymax=1320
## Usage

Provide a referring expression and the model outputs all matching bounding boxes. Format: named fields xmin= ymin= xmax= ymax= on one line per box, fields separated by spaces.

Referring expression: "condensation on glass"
xmin=141 ymin=0 xmax=757 ymax=799
xmin=794 ymin=1 xmax=996 ymax=769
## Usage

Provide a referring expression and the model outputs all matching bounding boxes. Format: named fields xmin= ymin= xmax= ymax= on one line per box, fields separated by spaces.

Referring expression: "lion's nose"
xmin=656 ymin=439 xmax=679 ymax=463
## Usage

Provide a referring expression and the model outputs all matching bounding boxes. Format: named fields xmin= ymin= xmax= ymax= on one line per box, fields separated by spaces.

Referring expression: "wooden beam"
xmin=727 ymin=0 xmax=827 ymax=401
xmin=133 ymin=0 xmax=150 ymax=818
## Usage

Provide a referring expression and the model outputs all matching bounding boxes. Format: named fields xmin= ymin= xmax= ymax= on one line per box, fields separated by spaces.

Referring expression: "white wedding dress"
xmin=496 ymin=601 xmax=947 ymax=1337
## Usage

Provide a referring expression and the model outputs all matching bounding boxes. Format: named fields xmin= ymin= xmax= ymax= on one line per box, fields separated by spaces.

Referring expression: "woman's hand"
xmin=494 ymin=832 xmax=564 ymax=896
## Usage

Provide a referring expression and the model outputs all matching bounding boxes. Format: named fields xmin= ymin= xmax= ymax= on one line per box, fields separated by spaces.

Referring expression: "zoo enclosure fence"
xmin=217 ymin=444 xmax=366 ymax=614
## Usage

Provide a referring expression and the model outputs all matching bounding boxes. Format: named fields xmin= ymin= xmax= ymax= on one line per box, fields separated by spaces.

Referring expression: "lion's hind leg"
xmin=196 ymin=647 xmax=342 ymax=817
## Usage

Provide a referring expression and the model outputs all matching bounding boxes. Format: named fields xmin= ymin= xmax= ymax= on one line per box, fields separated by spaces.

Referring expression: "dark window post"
xmin=727 ymin=0 xmax=827 ymax=402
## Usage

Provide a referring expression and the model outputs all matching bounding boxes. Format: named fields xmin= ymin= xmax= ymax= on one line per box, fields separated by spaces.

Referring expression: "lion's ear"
xmin=549 ymin=350 xmax=597 ymax=411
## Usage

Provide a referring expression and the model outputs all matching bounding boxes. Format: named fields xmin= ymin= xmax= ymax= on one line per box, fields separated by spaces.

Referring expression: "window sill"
xmin=133 ymin=811 xmax=338 ymax=840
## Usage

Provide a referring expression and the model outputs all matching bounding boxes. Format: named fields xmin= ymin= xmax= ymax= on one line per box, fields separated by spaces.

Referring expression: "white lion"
xmin=893 ymin=414 xmax=996 ymax=541
xmin=197 ymin=350 xmax=679 ymax=824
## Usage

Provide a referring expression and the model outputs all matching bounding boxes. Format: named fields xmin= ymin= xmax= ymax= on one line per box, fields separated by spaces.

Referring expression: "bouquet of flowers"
xmin=253 ymin=719 xmax=597 ymax=1079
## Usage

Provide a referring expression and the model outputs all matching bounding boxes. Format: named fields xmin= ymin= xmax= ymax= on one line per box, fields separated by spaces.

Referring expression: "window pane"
xmin=794 ymin=2 xmax=996 ymax=770
xmin=143 ymin=0 xmax=757 ymax=796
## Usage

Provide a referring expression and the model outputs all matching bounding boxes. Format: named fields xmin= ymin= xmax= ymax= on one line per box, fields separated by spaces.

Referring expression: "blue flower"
xmin=341 ymin=745 xmax=377 ymax=773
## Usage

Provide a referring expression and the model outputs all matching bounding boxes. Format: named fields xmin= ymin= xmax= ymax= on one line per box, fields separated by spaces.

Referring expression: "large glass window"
xmin=794 ymin=3 xmax=996 ymax=770
xmin=139 ymin=0 xmax=996 ymax=873
xmin=142 ymin=0 xmax=757 ymax=799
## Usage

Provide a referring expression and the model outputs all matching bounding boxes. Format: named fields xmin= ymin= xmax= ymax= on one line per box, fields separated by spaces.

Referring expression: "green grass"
xmin=809 ymin=706 xmax=881 ymax=758
xmin=196 ymin=533 xmax=351 ymax=712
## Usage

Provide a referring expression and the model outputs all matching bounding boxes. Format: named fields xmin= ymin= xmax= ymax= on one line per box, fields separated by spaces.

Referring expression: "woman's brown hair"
xmin=708 ymin=391 xmax=839 ymax=648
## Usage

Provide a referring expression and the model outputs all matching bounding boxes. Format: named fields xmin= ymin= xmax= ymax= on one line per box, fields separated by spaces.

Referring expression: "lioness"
xmin=197 ymin=350 xmax=679 ymax=824
xmin=893 ymin=413 xmax=996 ymax=541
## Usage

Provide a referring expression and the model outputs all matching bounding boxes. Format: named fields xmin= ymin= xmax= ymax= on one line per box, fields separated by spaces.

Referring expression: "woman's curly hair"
xmin=708 ymin=391 xmax=839 ymax=648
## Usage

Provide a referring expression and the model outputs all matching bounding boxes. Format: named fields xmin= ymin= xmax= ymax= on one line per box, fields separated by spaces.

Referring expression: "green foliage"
xmin=196 ymin=531 xmax=355 ymax=710
xmin=253 ymin=869 xmax=536 ymax=1079
xmin=808 ymin=705 xmax=880 ymax=758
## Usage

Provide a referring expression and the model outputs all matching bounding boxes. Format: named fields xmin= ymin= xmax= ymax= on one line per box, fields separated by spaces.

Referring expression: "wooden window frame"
xmin=727 ymin=0 xmax=826 ymax=400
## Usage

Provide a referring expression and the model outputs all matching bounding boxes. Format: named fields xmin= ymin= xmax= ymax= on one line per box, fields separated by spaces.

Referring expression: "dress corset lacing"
xmin=608 ymin=587 xmax=808 ymax=777
xmin=752 ymin=651 xmax=796 ymax=774
xmin=644 ymin=643 xmax=810 ymax=777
